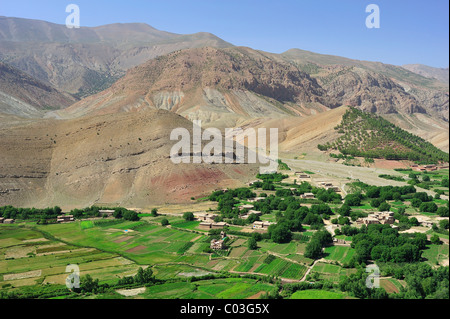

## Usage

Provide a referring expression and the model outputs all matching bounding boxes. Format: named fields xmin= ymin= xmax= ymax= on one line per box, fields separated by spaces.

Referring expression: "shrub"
xmin=378 ymin=202 xmax=391 ymax=212
xmin=419 ymin=202 xmax=438 ymax=213
xmin=183 ymin=212 xmax=195 ymax=221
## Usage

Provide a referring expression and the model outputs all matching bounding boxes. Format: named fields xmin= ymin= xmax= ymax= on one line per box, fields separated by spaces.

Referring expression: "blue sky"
xmin=1 ymin=0 xmax=448 ymax=67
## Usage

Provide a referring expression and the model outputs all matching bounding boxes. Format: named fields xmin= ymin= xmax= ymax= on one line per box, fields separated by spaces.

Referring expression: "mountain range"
xmin=0 ymin=16 xmax=232 ymax=97
xmin=0 ymin=16 xmax=448 ymax=208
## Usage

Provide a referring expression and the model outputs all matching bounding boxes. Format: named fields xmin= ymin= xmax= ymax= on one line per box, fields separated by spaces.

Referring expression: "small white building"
xmin=99 ymin=210 xmax=115 ymax=217
xmin=253 ymin=221 xmax=274 ymax=229
xmin=57 ymin=215 xmax=75 ymax=223
xmin=248 ymin=197 xmax=265 ymax=203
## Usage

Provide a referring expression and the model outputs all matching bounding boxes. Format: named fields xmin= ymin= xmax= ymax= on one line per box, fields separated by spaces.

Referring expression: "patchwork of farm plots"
xmin=0 ymin=226 xmax=140 ymax=288
xmin=34 ymin=220 xmax=211 ymax=266
xmin=117 ymin=278 xmax=275 ymax=299
xmin=379 ymin=278 xmax=407 ymax=294
xmin=310 ymin=262 xmax=357 ymax=282
xmin=323 ymin=245 xmax=355 ymax=264
xmin=290 ymin=289 xmax=349 ymax=299
xmin=0 ymin=217 xmax=322 ymax=290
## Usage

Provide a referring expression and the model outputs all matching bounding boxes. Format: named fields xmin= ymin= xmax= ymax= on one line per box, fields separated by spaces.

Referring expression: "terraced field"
xmin=0 ymin=225 xmax=140 ymax=288
xmin=311 ymin=262 xmax=357 ymax=282
xmin=290 ymin=289 xmax=347 ymax=299
xmin=253 ymin=256 xmax=307 ymax=280
xmin=380 ymin=278 xmax=407 ymax=294
xmin=139 ymin=278 xmax=274 ymax=299
xmin=323 ymin=245 xmax=355 ymax=264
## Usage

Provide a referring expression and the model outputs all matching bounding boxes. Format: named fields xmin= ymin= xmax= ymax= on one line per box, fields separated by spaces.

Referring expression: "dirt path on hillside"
xmin=300 ymin=258 xmax=322 ymax=282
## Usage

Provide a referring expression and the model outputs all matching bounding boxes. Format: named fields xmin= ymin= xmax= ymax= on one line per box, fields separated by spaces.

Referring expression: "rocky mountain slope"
xmin=1 ymin=17 xmax=447 ymax=125
xmin=55 ymin=45 xmax=449 ymax=146
xmin=402 ymin=64 xmax=449 ymax=85
xmin=279 ymin=49 xmax=449 ymax=122
xmin=0 ymin=16 xmax=232 ymax=97
xmin=0 ymin=61 xmax=77 ymax=117
xmin=54 ymin=47 xmax=338 ymax=125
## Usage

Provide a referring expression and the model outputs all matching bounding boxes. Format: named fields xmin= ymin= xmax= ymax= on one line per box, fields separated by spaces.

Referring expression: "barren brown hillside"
xmin=0 ymin=110 xmax=259 ymax=209
xmin=235 ymin=106 xmax=348 ymax=155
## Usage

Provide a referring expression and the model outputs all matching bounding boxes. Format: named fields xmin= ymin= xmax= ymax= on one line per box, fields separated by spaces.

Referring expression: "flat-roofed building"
xmin=320 ymin=182 xmax=334 ymax=187
xmin=358 ymin=211 xmax=395 ymax=225
xmin=198 ymin=222 xmax=213 ymax=230
xmin=57 ymin=215 xmax=75 ymax=223
xmin=362 ymin=217 xmax=380 ymax=225
xmin=194 ymin=212 xmax=218 ymax=223
xmin=210 ymin=238 xmax=225 ymax=250
xmin=211 ymin=222 xmax=227 ymax=229
xmin=99 ymin=210 xmax=115 ymax=217
xmin=248 ymin=197 xmax=265 ymax=203
xmin=240 ymin=210 xmax=262 ymax=219
xmin=325 ymin=186 xmax=340 ymax=192
xmin=239 ymin=204 xmax=254 ymax=211
xmin=253 ymin=221 xmax=274 ymax=229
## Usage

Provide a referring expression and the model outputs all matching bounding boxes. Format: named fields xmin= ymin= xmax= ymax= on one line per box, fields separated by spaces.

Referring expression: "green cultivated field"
xmin=140 ymin=278 xmax=274 ymax=299
xmin=311 ymin=262 xmax=357 ymax=282
xmin=0 ymin=165 xmax=448 ymax=300
xmin=290 ymin=289 xmax=346 ymax=299
xmin=0 ymin=225 xmax=141 ymax=288
xmin=422 ymin=243 xmax=449 ymax=266
xmin=323 ymin=245 xmax=355 ymax=264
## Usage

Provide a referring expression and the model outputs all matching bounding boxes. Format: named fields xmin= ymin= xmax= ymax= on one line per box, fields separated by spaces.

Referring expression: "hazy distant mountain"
xmin=0 ymin=16 xmax=233 ymax=97
xmin=277 ymin=48 xmax=449 ymax=122
xmin=1 ymin=16 xmax=447 ymax=123
xmin=280 ymin=49 xmax=448 ymax=90
xmin=402 ymin=64 xmax=449 ymax=85
xmin=0 ymin=61 xmax=76 ymax=117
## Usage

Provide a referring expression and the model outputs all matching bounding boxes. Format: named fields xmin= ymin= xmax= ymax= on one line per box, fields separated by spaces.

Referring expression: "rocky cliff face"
xmin=317 ymin=66 xmax=425 ymax=115
xmin=56 ymin=47 xmax=338 ymax=123
xmin=279 ymin=48 xmax=449 ymax=122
